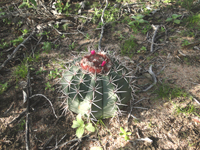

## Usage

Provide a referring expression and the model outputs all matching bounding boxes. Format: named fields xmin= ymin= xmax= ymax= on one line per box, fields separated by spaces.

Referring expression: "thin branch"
xmin=142 ymin=65 xmax=157 ymax=91
xmin=150 ymin=25 xmax=159 ymax=52
xmin=51 ymin=135 xmax=89 ymax=150
xmin=43 ymin=135 xmax=54 ymax=150
xmin=29 ymin=94 xmax=58 ymax=119
xmin=26 ymin=67 xmax=31 ymax=150
xmin=0 ymin=29 xmax=35 ymax=70
xmin=98 ymin=0 xmax=108 ymax=52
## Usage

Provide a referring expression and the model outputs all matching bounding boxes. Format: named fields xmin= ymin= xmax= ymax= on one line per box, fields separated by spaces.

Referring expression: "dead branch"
xmin=42 ymin=135 xmax=54 ymax=150
xmin=25 ymin=67 xmax=31 ymax=150
xmin=29 ymin=94 xmax=58 ymax=119
xmin=0 ymin=29 xmax=36 ymax=70
xmin=98 ymin=0 xmax=108 ymax=52
xmin=51 ymin=135 xmax=89 ymax=150
xmin=150 ymin=25 xmax=160 ymax=52
xmin=142 ymin=65 xmax=157 ymax=91
xmin=3 ymin=102 xmax=14 ymax=115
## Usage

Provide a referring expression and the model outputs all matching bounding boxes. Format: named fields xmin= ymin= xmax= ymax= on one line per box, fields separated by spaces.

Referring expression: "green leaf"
xmin=30 ymin=0 xmax=37 ymax=6
xmin=138 ymin=19 xmax=145 ymax=23
xmin=76 ymin=127 xmax=84 ymax=138
xmin=172 ymin=14 xmax=181 ymax=19
xmin=166 ymin=18 xmax=173 ymax=22
xmin=76 ymin=114 xmax=84 ymax=125
xmin=72 ymin=120 xmax=80 ymax=128
xmin=119 ymin=133 xmax=124 ymax=136
xmin=124 ymin=136 xmax=129 ymax=141
xmin=174 ymin=20 xmax=181 ymax=24
xmin=85 ymin=123 xmax=95 ymax=132
xmin=136 ymin=14 xmax=144 ymax=19
xmin=120 ymin=127 xmax=125 ymax=133
xmin=18 ymin=2 xmax=28 ymax=8
xmin=127 ymin=132 xmax=132 ymax=135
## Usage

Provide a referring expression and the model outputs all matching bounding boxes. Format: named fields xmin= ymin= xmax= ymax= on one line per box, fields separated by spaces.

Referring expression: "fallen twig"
xmin=98 ymin=0 xmax=108 ymax=51
xmin=0 ymin=29 xmax=35 ymax=70
xmin=193 ymin=98 xmax=200 ymax=105
xmin=143 ymin=65 xmax=157 ymax=91
xmin=51 ymin=135 xmax=89 ymax=150
xmin=150 ymin=25 xmax=159 ymax=52
xmin=25 ymin=67 xmax=31 ymax=150
xmin=3 ymin=102 xmax=14 ymax=115
xmin=30 ymin=94 xmax=58 ymax=119
xmin=43 ymin=135 xmax=54 ymax=150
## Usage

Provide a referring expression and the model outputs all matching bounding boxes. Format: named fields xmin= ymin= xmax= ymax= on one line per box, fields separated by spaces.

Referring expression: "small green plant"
xmin=54 ymin=23 xmax=59 ymax=29
xmin=119 ymin=127 xmax=131 ymax=141
xmin=62 ymin=24 xmax=68 ymax=31
xmin=18 ymin=119 xmax=26 ymax=131
xmin=181 ymin=40 xmax=190 ymax=46
xmin=141 ymin=24 xmax=151 ymax=34
xmin=42 ymin=42 xmax=52 ymax=51
xmin=69 ymin=42 xmax=75 ymax=50
xmin=129 ymin=14 xmax=148 ymax=26
xmin=137 ymin=46 xmax=147 ymax=53
xmin=176 ymin=104 xmax=196 ymax=115
xmin=18 ymin=0 xmax=37 ymax=8
xmin=48 ymin=69 xmax=62 ymax=79
xmin=166 ymin=14 xmax=182 ymax=24
xmin=0 ymin=41 xmax=9 ymax=49
xmin=13 ymin=62 xmax=28 ymax=80
xmin=72 ymin=114 xmax=95 ymax=138
xmin=12 ymin=36 xmax=24 ymax=46
xmin=55 ymin=1 xmax=71 ymax=13
xmin=85 ymin=33 xmax=90 ymax=40
xmin=0 ymin=82 xmax=8 ymax=95
xmin=154 ymin=83 xmax=188 ymax=100
xmin=21 ymin=29 xmax=29 ymax=36
xmin=121 ymin=35 xmax=138 ymax=57
xmin=36 ymin=67 xmax=47 ymax=75
xmin=45 ymin=82 xmax=54 ymax=91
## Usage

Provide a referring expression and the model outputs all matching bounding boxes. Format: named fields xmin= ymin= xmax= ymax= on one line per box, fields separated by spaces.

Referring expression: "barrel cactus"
xmin=60 ymin=50 xmax=134 ymax=120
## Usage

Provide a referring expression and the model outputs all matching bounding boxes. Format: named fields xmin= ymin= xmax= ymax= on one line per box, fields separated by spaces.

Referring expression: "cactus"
xmin=60 ymin=50 xmax=134 ymax=120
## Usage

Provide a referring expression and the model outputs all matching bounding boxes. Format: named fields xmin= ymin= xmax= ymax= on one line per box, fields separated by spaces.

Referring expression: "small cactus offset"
xmin=60 ymin=50 xmax=134 ymax=120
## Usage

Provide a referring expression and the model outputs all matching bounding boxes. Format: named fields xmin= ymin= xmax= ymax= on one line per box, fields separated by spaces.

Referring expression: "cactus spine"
xmin=60 ymin=51 xmax=134 ymax=120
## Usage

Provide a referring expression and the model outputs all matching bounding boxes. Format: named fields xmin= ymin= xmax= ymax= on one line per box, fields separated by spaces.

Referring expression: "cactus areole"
xmin=60 ymin=51 xmax=133 ymax=120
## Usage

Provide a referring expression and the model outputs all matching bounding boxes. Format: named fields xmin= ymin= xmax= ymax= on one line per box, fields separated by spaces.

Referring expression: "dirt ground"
xmin=0 ymin=0 xmax=200 ymax=149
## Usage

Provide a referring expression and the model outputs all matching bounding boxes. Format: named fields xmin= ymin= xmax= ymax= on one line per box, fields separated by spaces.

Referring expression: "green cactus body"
xmin=60 ymin=51 xmax=133 ymax=120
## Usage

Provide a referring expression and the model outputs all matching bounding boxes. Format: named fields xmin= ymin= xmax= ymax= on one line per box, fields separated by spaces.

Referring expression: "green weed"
xmin=12 ymin=36 xmax=24 ymax=46
xmin=45 ymin=82 xmax=55 ymax=91
xmin=42 ymin=42 xmax=52 ymax=52
xmin=13 ymin=62 xmax=28 ymax=80
xmin=181 ymin=40 xmax=190 ymax=46
xmin=129 ymin=14 xmax=148 ymax=26
xmin=48 ymin=69 xmax=62 ymax=79
xmin=72 ymin=114 xmax=95 ymax=138
xmin=119 ymin=127 xmax=132 ymax=141
xmin=175 ymin=104 xmax=197 ymax=115
xmin=0 ymin=82 xmax=8 ymax=95
xmin=166 ymin=14 xmax=182 ymax=24
xmin=121 ymin=35 xmax=138 ymax=57
xmin=154 ymin=83 xmax=188 ymax=100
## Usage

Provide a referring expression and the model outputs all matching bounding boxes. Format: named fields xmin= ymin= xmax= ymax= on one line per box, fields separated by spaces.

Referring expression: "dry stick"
xmin=43 ymin=135 xmax=54 ymax=150
xmin=142 ymin=65 xmax=157 ymax=92
xmin=98 ymin=0 xmax=108 ymax=52
xmin=0 ymin=29 xmax=35 ymax=70
xmin=29 ymin=94 xmax=58 ymax=119
xmin=150 ymin=25 xmax=160 ymax=52
xmin=25 ymin=67 xmax=31 ymax=150
xmin=51 ymin=135 xmax=89 ymax=150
